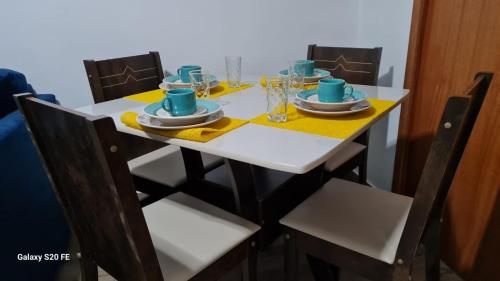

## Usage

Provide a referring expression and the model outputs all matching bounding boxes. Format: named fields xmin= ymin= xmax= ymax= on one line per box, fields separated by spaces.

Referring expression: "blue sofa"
xmin=0 ymin=69 xmax=70 ymax=281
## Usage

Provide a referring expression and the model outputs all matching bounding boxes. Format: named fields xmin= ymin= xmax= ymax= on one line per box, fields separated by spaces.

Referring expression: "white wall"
xmin=0 ymin=0 xmax=413 ymax=190
xmin=357 ymin=0 xmax=413 ymax=190
xmin=1 ymin=0 xmax=359 ymax=107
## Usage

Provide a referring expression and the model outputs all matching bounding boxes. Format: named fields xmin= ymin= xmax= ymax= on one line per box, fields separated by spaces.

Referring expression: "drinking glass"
xmin=189 ymin=70 xmax=211 ymax=99
xmin=266 ymin=76 xmax=289 ymax=123
xmin=288 ymin=60 xmax=305 ymax=95
xmin=225 ymin=56 xmax=242 ymax=88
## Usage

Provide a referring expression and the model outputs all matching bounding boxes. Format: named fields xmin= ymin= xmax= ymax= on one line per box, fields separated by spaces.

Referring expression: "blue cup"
xmin=177 ymin=65 xmax=201 ymax=83
xmin=161 ymin=88 xmax=197 ymax=116
xmin=295 ymin=60 xmax=315 ymax=77
xmin=317 ymin=78 xmax=354 ymax=103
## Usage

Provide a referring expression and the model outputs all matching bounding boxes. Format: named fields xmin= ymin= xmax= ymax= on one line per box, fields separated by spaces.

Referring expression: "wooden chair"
xmin=84 ymin=52 xmax=222 ymax=196
xmin=84 ymin=52 xmax=164 ymax=103
xmin=15 ymin=94 xmax=260 ymax=281
xmin=307 ymin=44 xmax=383 ymax=184
xmin=307 ymin=45 xmax=382 ymax=85
xmin=280 ymin=72 xmax=493 ymax=281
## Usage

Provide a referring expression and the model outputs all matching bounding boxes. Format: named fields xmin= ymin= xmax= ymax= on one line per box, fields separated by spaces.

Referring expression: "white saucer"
xmin=142 ymin=100 xmax=222 ymax=126
xmin=155 ymin=105 xmax=207 ymax=118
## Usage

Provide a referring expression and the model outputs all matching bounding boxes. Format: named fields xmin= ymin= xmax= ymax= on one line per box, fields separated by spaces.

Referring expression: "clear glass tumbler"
xmin=189 ymin=70 xmax=211 ymax=99
xmin=266 ymin=76 xmax=289 ymax=123
xmin=225 ymin=56 xmax=242 ymax=88
xmin=288 ymin=60 xmax=305 ymax=95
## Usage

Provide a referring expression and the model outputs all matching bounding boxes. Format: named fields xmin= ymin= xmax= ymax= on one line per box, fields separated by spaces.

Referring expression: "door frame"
xmin=393 ymin=0 xmax=430 ymax=195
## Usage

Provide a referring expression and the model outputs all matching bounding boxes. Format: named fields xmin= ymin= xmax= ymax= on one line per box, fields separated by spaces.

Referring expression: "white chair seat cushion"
xmin=280 ymin=178 xmax=413 ymax=264
xmin=128 ymin=145 xmax=222 ymax=187
xmin=143 ymin=192 xmax=260 ymax=281
xmin=324 ymin=142 xmax=366 ymax=172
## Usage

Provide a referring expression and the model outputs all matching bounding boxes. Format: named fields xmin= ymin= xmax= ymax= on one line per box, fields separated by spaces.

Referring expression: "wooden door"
xmin=394 ymin=0 xmax=500 ymax=279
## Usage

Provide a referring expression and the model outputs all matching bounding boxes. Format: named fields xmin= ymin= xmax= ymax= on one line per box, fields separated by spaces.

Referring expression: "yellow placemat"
xmin=260 ymin=76 xmax=317 ymax=89
xmin=250 ymin=98 xmax=396 ymax=139
xmin=124 ymin=89 xmax=165 ymax=103
xmin=123 ymin=82 xmax=254 ymax=103
xmin=209 ymin=81 xmax=254 ymax=99
xmin=120 ymin=112 xmax=248 ymax=142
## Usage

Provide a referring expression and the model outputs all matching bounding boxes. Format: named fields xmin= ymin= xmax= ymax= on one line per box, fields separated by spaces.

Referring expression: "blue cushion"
xmin=0 ymin=69 xmax=36 ymax=118
xmin=0 ymin=94 xmax=69 ymax=281
xmin=35 ymin=93 xmax=57 ymax=104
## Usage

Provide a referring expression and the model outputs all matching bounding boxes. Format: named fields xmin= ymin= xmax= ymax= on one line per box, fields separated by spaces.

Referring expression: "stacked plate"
xmin=159 ymin=75 xmax=220 ymax=90
xmin=294 ymin=89 xmax=371 ymax=116
xmin=136 ymin=99 xmax=223 ymax=130
xmin=279 ymin=69 xmax=331 ymax=85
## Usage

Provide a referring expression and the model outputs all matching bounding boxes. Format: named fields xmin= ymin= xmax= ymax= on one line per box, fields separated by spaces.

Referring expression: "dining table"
xmin=76 ymin=78 xmax=409 ymax=222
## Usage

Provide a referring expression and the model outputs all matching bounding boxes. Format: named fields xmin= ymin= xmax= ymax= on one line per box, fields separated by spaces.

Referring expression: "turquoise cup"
xmin=177 ymin=65 xmax=201 ymax=83
xmin=295 ymin=60 xmax=315 ymax=77
xmin=317 ymin=78 xmax=354 ymax=103
xmin=161 ymin=88 xmax=197 ymax=116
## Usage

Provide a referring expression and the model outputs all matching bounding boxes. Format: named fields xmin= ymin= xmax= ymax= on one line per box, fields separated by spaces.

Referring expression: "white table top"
xmin=76 ymin=84 xmax=409 ymax=174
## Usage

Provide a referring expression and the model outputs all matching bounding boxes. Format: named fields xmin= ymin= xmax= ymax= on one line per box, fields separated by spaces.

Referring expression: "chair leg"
xmin=356 ymin=129 xmax=370 ymax=185
xmin=242 ymin=241 xmax=258 ymax=281
xmin=425 ymin=250 xmax=440 ymax=281
xmin=357 ymin=154 xmax=368 ymax=185
xmin=424 ymin=220 xmax=441 ymax=281
xmin=425 ymin=237 xmax=440 ymax=280
xmin=284 ymin=232 xmax=299 ymax=281
xmin=307 ymin=255 xmax=340 ymax=281
xmin=79 ymin=255 xmax=97 ymax=281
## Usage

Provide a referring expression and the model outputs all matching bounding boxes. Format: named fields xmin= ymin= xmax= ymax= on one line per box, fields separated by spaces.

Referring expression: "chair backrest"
xmin=307 ymin=44 xmax=382 ymax=86
xmin=84 ymin=52 xmax=164 ymax=103
xmin=395 ymin=73 xmax=494 ymax=266
xmin=15 ymin=94 xmax=164 ymax=281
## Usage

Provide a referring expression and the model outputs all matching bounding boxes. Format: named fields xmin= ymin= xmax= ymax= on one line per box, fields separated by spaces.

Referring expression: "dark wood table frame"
xmin=179 ymin=147 xmax=325 ymax=248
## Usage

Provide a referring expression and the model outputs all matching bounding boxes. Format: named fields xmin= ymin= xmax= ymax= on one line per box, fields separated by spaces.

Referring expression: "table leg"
xmin=226 ymin=159 xmax=325 ymax=249
xmin=180 ymin=147 xmax=205 ymax=179
xmin=354 ymin=129 xmax=370 ymax=185
xmin=224 ymin=158 xmax=259 ymax=222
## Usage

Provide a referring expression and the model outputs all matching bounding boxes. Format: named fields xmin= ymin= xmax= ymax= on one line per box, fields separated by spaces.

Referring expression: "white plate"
xmin=155 ymin=105 xmax=207 ymax=118
xmin=136 ymin=111 xmax=225 ymax=130
xmin=296 ymin=89 xmax=367 ymax=111
xmin=279 ymin=69 xmax=331 ymax=84
xmin=159 ymin=74 xmax=220 ymax=90
xmin=143 ymin=106 xmax=208 ymax=126
xmin=294 ymin=99 xmax=372 ymax=116
xmin=159 ymin=81 xmax=220 ymax=90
